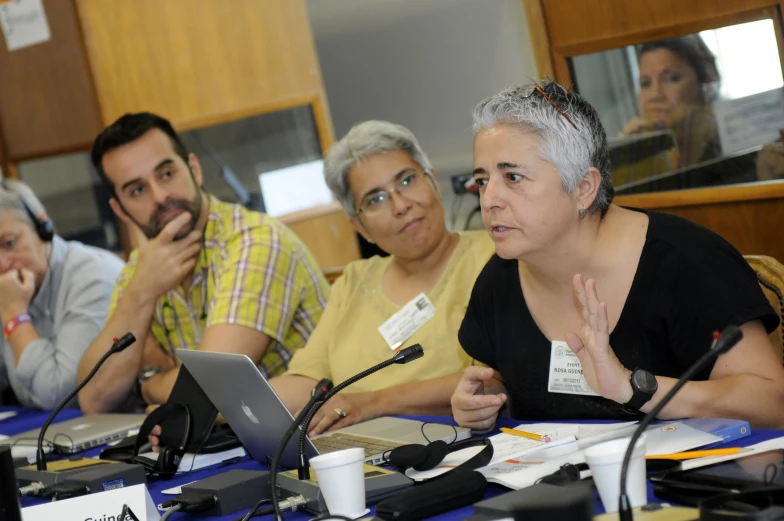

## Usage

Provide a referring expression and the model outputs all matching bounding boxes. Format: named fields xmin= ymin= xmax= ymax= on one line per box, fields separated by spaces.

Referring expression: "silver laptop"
xmin=178 ymin=350 xmax=470 ymax=467
xmin=4 ymin=414 xmax=146 ymax=454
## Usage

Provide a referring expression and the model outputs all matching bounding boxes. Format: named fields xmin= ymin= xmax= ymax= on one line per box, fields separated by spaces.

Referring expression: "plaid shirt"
xmin=107 ymin=196 xmax=330 ymax=377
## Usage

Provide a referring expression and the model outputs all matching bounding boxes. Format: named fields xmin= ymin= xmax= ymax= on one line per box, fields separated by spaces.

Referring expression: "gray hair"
xmin=324 ymin=120 xmax=433 ymax=215
xmin=472 ymin=80 xmax=614 ymax=216
xmin=0 ymin=178 xmax=48 ymax=227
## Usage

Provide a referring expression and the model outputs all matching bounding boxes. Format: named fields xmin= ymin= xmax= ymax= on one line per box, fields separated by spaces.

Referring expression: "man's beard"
xmin=133 ymin=190 xmax=203 ymax=240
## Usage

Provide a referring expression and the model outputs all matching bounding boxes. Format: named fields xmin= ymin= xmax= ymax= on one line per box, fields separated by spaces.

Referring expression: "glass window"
xmin=17 ymin=152 xmax=121 ymax=252
xmin=570 ymin=19 xmax=784 ymax=195
xmin=179 ymin=105 xmax=324 ymax=211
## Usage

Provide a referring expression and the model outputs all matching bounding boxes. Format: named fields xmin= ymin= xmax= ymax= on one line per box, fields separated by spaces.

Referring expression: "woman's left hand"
xmin=303 ymin=392 xmax=382 ymax=436
xmin=566 ymin=274 xmax=632 ymax=404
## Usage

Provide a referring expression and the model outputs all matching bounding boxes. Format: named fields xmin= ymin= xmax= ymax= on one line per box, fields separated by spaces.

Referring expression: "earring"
xmin=579 ymin=208 xmax=587 ymax=219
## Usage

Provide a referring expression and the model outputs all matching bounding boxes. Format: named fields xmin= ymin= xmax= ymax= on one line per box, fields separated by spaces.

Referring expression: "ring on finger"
xmin=334 ymin=407 xmax=348 ymax=418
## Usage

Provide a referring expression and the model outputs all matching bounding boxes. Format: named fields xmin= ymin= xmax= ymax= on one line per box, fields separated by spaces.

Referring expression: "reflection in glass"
xmin=17 ymin=152 xmax=120 ymax=252
xmin=571 ymin=19 xmax=784 ymax=195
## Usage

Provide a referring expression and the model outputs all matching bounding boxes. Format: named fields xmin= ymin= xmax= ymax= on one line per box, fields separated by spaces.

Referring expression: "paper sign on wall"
xmin=0 ymin=0 xmax=51 ymax=52
xmin=22 ymin=483 xmax=160 ymax=521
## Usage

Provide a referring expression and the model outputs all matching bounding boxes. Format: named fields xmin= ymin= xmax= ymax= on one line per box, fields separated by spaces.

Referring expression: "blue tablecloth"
xmin=4 ymin=407 xmax=782 ymax=521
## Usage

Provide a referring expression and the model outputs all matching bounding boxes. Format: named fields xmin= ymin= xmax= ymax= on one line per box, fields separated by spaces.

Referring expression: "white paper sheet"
xmin=0 ymin=0 xmax=51 ymax=51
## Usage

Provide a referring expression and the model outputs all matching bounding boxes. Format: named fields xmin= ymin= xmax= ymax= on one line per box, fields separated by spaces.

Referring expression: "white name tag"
xmin=22 ymin=483 xmax=160 ymax=521
xmin=547 ymin=341 xmax=599 ymax=396
xmin=378 ymin=293 xmax=436 ymax=350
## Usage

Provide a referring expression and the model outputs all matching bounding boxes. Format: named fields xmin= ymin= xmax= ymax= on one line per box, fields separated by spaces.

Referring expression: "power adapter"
xmin=181 ymin=469 xmax=269 ymax=516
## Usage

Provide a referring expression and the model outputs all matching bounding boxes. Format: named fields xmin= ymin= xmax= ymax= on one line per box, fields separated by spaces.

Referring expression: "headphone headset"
xmin=0 ymin=181 xmax=54 ymax=242
xmin=385 ymin=437 xmax=493 ymax=473
xmin=132 ymin=403 xmax=192 ymax=479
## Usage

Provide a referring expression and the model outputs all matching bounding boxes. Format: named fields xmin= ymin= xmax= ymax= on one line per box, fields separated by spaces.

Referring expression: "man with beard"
xmin=77 ymin=113 xmax=330 ymax=414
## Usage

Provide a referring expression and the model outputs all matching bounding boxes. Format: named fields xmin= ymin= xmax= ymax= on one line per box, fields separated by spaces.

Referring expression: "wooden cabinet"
xmin=0 ymin=0 xmax=357 ymax=269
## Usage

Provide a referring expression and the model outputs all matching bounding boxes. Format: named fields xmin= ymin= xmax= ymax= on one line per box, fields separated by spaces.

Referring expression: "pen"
xmin=500 ymin=427 xmax=551 ymax=443
xmin=646 ymin=447 xmax=752 ymax=460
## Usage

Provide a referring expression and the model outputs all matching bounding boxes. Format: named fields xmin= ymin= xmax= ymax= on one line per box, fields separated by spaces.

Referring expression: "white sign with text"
xmin=714 ymin=87 xmax=784 ymax=155
xmin=22 ymin=483 xmax=160 ymax=521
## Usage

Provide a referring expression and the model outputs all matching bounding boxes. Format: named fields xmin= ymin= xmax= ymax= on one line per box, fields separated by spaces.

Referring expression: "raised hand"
xmin=565 ymin=274 xmax=631 ymax=404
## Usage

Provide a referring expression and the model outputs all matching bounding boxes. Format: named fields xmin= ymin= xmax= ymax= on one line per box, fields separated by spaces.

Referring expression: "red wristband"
xmin=4 ymin=313 xmax=32 ymax=337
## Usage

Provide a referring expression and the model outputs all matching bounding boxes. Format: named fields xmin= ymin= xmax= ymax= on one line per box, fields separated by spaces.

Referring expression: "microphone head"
xmin=392 ymin=344 xmax=424 ymax=364
xmin=111 ymin=333 xmax=136 ymax=353
xmin=713 ymin=324 xmax=743 ymax=355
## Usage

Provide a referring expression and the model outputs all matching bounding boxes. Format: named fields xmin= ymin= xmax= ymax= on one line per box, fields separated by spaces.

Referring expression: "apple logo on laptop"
xmin=241 ymin=401 xmax=260 ymax=424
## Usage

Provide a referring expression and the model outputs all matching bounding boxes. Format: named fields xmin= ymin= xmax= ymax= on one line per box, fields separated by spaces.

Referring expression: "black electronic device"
xmin=36 ymin=333 xmax=136 ymax=471
xmin=386 ymin=438 xmax=493 ymax=473
xmin=616 ymin=325 xmax=744 ymax=521
xmin=269 ymin=344 xmax=424 ymax=521
xmin=623 ymin=368 xmax=658 ymax=412
xmin=16 ymin=457 xmax=121 ymax=488
xmin=131 ymin=402 xmax=192 ymax=479
xmin=0 ymin=447 xmax=22 ymax=521
xmin=466 ymin=483 xmax=593 ymax=521
xmin=181 ymin=469 xmax=270 ymax=516
xmin=650 ymin=449 xmax=784 ymax=506
xmin=278 ymin=464 xmax=413 ymax=514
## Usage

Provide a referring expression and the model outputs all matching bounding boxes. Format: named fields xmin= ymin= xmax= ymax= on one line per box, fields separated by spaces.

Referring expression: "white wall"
xmin=307 ymin=0 xmax=539 ymax=229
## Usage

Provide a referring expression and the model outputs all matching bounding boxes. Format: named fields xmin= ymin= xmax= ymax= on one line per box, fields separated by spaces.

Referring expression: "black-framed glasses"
xmin=519 ymin=84 xmax=579 ymax=130
xmin=356 ymin=169 xmax=431 ymax=215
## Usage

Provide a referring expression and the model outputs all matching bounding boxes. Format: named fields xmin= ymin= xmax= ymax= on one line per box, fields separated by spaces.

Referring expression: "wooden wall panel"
xmin=280 ymin=203 xmax=361 ymax=270
xmin=640 ymin=199 xmax=784 ymax=263
xmin=76 ymin=0 xmax=329 ymax=131
xmin=0 ymin=0 xmax=102 ymax=160
xmin=542 ymin=0 xmax=776 ymax=53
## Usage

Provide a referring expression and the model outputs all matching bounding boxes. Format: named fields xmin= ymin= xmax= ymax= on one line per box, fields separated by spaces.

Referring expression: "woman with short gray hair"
xmin=453 ymin=80 xmax=784 ymax=430
xmin=270 ymin=120 xmax=495 ymax=434
xmin=0 ymin=179 xmax=123 ymax=409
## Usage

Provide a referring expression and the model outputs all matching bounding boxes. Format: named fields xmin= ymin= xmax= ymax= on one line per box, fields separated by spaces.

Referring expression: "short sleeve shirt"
xmin=458 ymin=209 xmax=779 ymax=420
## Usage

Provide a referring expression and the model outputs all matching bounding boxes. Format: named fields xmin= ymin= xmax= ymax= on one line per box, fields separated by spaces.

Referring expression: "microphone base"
xmin=277 ymin=464 xmax=412 ymax=514
xmin=593 ymin=504 xmax=697 ymax=521
xmin=16 ymin=457 xmax=120 ymax=487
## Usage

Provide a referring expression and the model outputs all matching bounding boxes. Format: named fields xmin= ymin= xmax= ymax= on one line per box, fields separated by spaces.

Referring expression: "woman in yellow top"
xmin=271 ymin=120 xmax=495 ymax=435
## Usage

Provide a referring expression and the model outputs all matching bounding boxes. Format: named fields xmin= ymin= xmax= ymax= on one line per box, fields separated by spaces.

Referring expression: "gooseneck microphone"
xmin=617 ymin=324 xmax=743 ymax=521
xmin=36 ymin=333 xmax=136 ymax=471
xmin=269 ymin=344 xmax=424 ymax=521
xmin=297 ymin=343 xmax=425 ymax=480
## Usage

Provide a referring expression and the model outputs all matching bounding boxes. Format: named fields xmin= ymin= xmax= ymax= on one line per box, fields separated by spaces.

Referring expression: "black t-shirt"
xmin=458 ymin=209 xmax=779 ymax=420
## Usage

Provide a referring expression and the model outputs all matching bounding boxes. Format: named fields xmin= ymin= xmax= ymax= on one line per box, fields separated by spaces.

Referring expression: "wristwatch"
xmin=623 ymin=368 xmax=658 ymax=412
xmin=138 ymin=365 xmax=166 ymax=385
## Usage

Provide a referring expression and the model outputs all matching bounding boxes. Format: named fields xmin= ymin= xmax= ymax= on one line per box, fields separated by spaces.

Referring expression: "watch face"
xmin=632 ymin=369 xmax=658 ymax=394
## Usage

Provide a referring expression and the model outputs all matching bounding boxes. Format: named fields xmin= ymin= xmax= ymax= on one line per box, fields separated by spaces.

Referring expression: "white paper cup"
xmin=584 ymin=436 xmax=647 ymax=513
xmin=310 ymin=447 xmax=368 ymax=518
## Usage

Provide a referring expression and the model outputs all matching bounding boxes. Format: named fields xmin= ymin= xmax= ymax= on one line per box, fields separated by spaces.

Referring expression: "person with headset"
xmin=77 ymin=112 xmax=330 ymax=415
xmin=0 ymin=179 xmax=124 ymax=409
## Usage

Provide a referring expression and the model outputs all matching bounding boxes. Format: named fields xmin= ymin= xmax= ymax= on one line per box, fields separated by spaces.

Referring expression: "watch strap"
xmin=623 ymin=367 xmax=657 ymax=412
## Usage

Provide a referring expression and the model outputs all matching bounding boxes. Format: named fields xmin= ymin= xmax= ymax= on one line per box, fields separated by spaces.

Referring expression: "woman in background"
xmin=268 ymin=120 xmax=495 ymax=434
xmin=620 ymin=35 xmax=722 ymax=169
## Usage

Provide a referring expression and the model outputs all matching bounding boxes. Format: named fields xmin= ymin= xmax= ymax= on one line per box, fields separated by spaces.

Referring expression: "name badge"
xmin=378 ymin=293 xmax=436 ymax=350
xmin=547 ymin=341 xmax=599 ymax=396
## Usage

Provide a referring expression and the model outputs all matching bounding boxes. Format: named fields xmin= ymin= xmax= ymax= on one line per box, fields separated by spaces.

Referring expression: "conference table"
xmin=4 ymin=406 xmax=782 ymax=521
